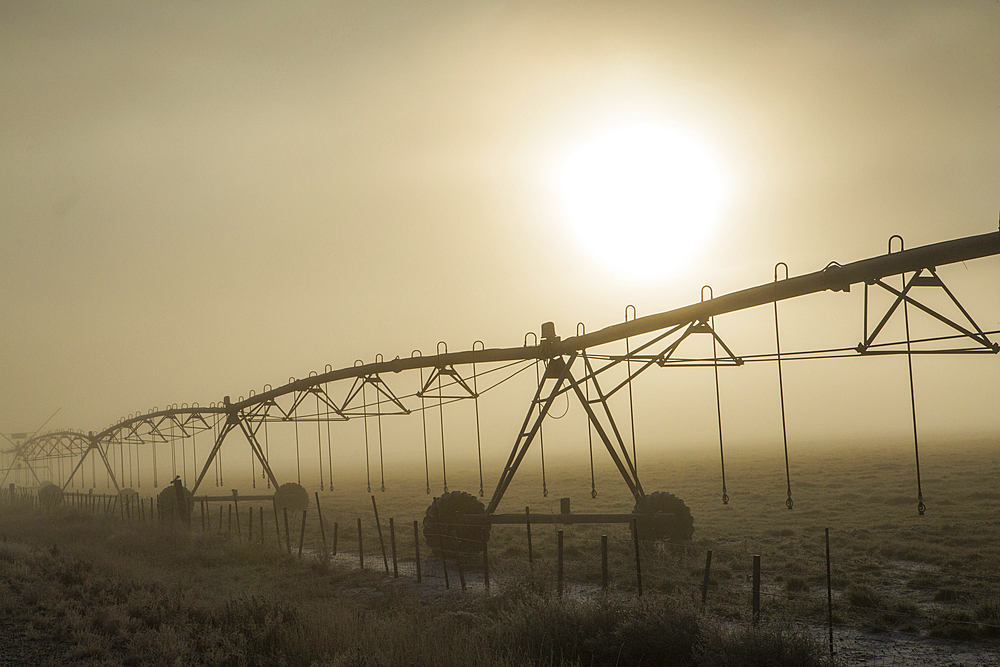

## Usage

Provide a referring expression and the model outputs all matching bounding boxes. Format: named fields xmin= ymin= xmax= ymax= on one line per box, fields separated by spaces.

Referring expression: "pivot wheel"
xmin=632 ymin=491 xmax=694 ymax=542
xmin=157 ymin=484 xmax=193 ymax=520
xmin=273 ymin=482 xmax=309 ymax=513
xmin=422 ymin=491 xmax=490 ymax=556
xmin=38 ymin=482 xmax=63 ymax=510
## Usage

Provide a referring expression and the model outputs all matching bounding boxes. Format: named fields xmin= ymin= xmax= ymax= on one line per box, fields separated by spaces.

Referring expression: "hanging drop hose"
xmin=190 ymin=406 xmax=197 ymax=490
xmin=374 ymin=356 xmax=386 ymax=493
xmin=120 ymin=430 xmax=126 ymax=486
xmin=579 ymin=325 xmax=597 ymax=499
xmin=249 ymin=415 xmax=256 ymax=489
xmin=135 ymin=420 xmax=141 ymax=488
xmin=437 ymin=343 xmax=449 ymax=493
xmin=263 ymin=414 xmax=271 ymax=490
xmin=473 ymin=341 xmax=485 ymax=497
xmin=415 ymin=352 xmax=430 ymax=494
xmin=218 ymin=413 xmax=224 ymax=486
xmin=774 ymin=263 xmax=793 ymax=510
xmin=180 ymin=422 xmax=187 ymax=487
xmin=170 ymin=428 xmax=177 ymax=480
xmin=212 ymin=408 xmax=219 ymax=487
xmin=713 ymin=324 xmax=729 ymax=505
xmin=625 ymin=305 xmax=638 ymax=477
xmin=294 ymin=417 xmax=302 ymax=486
xmin=325 ymin=373 xmax=334 ymax=491
xmin=704 ymin=286 xmax=729 ymax=505
xmin=891 ymin=236 xmax=925 ymax=516
xmin=534 ymin=359 xmax=548 ymax=498
xmin=152 ymin=418 xmax=158 ymax=488
xmin=316 ymin=392 xmax=324 ymax=491
xmin=362 ymin=375 xmax=371 ymax=493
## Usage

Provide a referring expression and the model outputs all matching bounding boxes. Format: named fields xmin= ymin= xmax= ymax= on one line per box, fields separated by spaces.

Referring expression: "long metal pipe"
xmin=20 ymin=230 xmax=1000 ymax=447
xmin=232 ymin=230 xmax=1000 ymax=410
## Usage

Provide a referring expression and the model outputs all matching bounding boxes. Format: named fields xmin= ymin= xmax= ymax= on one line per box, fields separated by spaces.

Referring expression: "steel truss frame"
xmin=5 ymin=231 xmax=998 ymax=510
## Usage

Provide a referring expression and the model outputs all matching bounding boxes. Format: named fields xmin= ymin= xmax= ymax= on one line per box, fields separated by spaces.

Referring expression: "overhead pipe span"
xmin=17 ymin=229 xmax=1000 ymax=443
xmin=233 ymin=230 xmax=999 ymax=412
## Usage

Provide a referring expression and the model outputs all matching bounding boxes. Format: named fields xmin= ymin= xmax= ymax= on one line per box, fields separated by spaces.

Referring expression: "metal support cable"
xmin=774 ymin=263 xmax=793 ymax=510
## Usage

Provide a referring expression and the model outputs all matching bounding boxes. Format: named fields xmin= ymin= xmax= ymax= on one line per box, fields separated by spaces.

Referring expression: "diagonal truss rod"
xmin=486 ymin=352 xmax=647 ymax=515
xmin=859 ymin=267 xmax=998 ymax=352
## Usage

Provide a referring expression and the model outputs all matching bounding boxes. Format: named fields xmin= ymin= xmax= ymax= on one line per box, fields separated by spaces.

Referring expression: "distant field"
xmin=1 ymin=438 xmax=996 ymax=665
xmin=268 ymin=438 xmax=1000 ymax=639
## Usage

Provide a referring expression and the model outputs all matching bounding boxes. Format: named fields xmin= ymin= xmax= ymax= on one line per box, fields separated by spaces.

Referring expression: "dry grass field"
xmin=0 ymin=438 xmax=996 ymax=665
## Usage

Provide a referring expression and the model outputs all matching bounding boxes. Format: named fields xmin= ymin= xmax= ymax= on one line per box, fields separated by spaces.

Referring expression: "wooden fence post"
xmin=389 ymin=518 xmax=398 ymax=578
xmin=298 ymin=509 xmax=307 ymax=558
xmin=752 ymin=554 xmax=761 ymax=625
xmin=232 ymin=490 xmax=240 ymax=537
xmin=525 ymin=506 xmax=533 ymax=566
xmin=701 ymin=550 xmax=713 ymax=604
xmin=371 ymin=496 xmax=389 ymax=573
xmin=413 ymin=520 xmax=421 ymax=583
xmin=557 ymin=530 xmax=564 ymax=597
xmin=357 ymin=518 xmax=364 ymax=570
xmin=826 ymin=528 xmax=834 ymax=658
xmin=315 ymin=492 xmax=327 ymax=557
xmin=632 ymin=518 xmax=643 ymax=597
xmin=283 ymin=507 xmax=291 ymax=555
xmin=601 ymin=535 xmax=609 ymax=590
xmin=482 ymin=539 xmax=490 ymax=592
xmin=451 ymin=530 xmax=466 ymax=592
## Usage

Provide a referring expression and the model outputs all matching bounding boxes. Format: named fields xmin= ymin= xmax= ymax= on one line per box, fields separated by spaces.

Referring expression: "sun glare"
xmin=555 ymin=122 xmax=727 ymax=281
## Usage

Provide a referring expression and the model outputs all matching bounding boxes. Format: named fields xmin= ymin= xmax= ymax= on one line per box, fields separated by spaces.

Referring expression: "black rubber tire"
xmin=273 ymin=482 xmax=309 ymax=512
xmin=157 ymin=484 xmax=193 ymax=519
xmin=422 ymin=491 xmax=490 ymax=555
xmin=632 ymin=491 xmax=695 ymax=542
xmin=38 ymin=483 xmax=62 ymax=510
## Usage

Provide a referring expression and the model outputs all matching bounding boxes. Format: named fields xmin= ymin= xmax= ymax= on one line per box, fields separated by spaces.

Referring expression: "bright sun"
xmin=555 ymin=122 xmax=727 ymax=281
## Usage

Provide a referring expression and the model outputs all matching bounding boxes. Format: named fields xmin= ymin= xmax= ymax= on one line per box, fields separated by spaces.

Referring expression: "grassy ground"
xmin=0 ymin=509 xmax=833 ymax=666
xmin=3 ymin=439 xmax=996 ymax=665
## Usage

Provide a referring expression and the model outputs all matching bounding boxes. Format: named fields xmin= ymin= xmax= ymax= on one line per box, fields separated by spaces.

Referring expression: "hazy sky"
xmin=2 ymin=1 xmax=998 ymax=478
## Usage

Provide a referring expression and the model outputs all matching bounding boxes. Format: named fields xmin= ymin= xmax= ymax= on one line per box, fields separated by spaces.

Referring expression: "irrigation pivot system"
xmin=4 ymin=230 xmax=998 ymax=551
